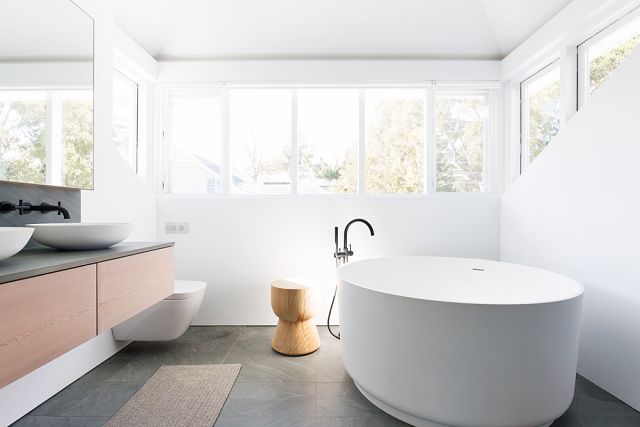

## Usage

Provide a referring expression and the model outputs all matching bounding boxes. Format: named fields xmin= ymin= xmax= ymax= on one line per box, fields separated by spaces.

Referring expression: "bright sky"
xmin=297 ymin=88 xmax=358 ymax=164
xmin=229 ymin=88 xmax=291 ymax=174
xmin=168 ymin=91 xmax=221 ymax=163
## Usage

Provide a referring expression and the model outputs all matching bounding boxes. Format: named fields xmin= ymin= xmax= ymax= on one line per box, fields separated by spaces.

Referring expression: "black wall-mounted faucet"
xmin=334 ymin=218 xmax=375 ymax=263
xmin=0 ymin=200 xmax=71 ymax=219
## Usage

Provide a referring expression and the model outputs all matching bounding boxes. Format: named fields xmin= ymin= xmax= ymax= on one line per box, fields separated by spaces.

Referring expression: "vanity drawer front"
xmin=0 ymin=265 xmax=97 ymax=388
xmin=97 ymin=247 xmax=174 ymax=333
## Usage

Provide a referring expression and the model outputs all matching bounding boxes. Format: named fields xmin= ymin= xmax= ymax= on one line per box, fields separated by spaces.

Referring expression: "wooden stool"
xmin=271 ymin=279 xmax=320 ymax=356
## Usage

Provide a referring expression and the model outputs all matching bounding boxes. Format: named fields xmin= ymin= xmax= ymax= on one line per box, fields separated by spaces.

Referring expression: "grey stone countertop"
xmin=0 ymin=242 xmax=174 ymax=284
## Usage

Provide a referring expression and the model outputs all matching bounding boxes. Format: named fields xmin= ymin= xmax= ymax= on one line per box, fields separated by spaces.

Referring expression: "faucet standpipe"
xmin=329 ymin=218 xmax=375 ymax=339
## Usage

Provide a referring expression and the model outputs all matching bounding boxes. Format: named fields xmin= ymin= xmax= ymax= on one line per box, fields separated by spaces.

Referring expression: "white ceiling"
xmin=0 ymin=0 xmax=93 ymax=62
xmin=114 ymin=0 xmax=574 ymax=61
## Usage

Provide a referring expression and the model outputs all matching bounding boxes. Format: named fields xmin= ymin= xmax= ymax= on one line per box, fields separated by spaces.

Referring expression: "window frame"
xmin=161 ymin=86 xmax=224 ymax=195
xmin=434 ymin=87 xmax=493 ymax=194
xmin=159 ymin=83 xmax=499 ymax=197
xmin=519 ymin=60 xmax=561 ymax=171
xmin=295 ymin=87 xmax=360 ymax=195
xmin=112 ymin=51 xmax=156 ymax=186
xmin=577 ymin=6 xmax=640 ymax=108
xmin=112 ymin=69 xmax=139 ymax=173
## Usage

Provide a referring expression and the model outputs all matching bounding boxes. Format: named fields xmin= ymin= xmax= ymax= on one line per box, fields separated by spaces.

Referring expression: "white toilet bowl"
xmin=112 ymin=280 xmax=206 ymax=341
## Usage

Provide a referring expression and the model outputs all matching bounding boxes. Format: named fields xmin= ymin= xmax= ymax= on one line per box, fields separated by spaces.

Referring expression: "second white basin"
xmin=26 ymin=223 xmax=133 ymax=251
xmin=0 ymin=227 xmax=34 ymax=261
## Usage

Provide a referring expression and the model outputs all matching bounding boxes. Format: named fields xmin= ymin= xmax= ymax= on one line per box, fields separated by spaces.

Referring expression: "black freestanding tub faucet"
xmin=334 ymin=218 xmax=375 ymax=263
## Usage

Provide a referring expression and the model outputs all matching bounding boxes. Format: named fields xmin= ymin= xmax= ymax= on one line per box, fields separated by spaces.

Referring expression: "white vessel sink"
xmin=26 ymin=223 xmax=133 ymax=251
xmin=0 ymin=227 xmax=34 ymax=261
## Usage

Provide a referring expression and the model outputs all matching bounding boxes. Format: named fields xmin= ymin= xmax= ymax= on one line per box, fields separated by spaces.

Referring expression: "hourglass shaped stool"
xmin=271 ymin=279 xmax=320 ymax=356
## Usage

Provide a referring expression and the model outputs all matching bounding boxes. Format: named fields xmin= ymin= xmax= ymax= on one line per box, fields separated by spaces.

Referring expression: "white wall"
xmin=157 ymin=55 xmax=503 ymax=326
xmin=0 ymin=62 xmax=92 ymax=86
xmin=79 ymin=1 xmax=157 ymax=241
xmin=159 ymin=59 xmax=500 ymax=83
xmin=158 ymin=195 xmax=501 ymax=325
xmin=501 ymin=47 xmax=640 ymax=410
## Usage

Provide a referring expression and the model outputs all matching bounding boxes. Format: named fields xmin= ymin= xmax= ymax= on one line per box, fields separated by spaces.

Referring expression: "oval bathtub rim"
xmin=337 ymin=256 xmax=585 ymax=307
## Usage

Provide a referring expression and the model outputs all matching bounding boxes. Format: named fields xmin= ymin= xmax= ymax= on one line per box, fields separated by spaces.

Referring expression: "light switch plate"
xmin=165 ymin=222 xmax=190 ymax=234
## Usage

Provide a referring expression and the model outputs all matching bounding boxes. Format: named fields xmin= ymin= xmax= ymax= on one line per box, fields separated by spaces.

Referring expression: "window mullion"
xmin=520 ymin=83 xmax=530 ymax=172
xmin=46 ymin=92 xmax=63 ymax=186
xmin=560 ymin=45 xmax=578 ymax=125
xmin=485 ymin=90 xmax=496 ymax=192
xmin=426 ymin=83 xmax=436 ymax=194
xmin=221 ymin=87 xmax=230 ymax=194
xmin=160 ymin=89 xmax=169 ymax=194
xmin=358 ymin=89 xmax=365 ymax=195
xmin=290 ymin=89 xmax=298 ymax=195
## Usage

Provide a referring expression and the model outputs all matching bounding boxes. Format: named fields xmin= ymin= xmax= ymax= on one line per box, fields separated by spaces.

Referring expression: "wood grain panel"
xmin=0 ymin=265 xmax=97 ymax=388
xmin=97 ymin=247 xmax=174 ymax=333
xmin=271 ymin=283 xmax=320 ymax=356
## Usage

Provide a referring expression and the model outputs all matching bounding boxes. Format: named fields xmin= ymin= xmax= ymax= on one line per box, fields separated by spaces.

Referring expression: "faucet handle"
xmin=17 ymin=200 xmax=31 ymax=215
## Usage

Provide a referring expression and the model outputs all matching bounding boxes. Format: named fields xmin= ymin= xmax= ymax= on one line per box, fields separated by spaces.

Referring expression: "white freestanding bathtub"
xmin=338 ymin=256 xmax=583 ymax=427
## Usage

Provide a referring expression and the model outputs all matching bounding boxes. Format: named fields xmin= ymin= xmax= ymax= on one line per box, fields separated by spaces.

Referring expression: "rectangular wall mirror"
xmin=0 ymin=0 xmax=94 ymax=189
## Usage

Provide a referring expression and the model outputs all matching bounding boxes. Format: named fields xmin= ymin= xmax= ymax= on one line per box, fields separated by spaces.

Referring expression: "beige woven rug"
xmin=105 ymin=364 xmax=241 ymax=427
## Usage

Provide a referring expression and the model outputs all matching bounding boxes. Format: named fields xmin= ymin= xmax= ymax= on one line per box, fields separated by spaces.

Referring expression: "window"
xmin=0 ymin=89 xmax=93 ymax=188
xmin=113 ymin=71 xmax=138 ymax=172
xmin=365 ymin=89 xmax=425 ymax=194
xmin=297 ymin=89 xmax=358 ymax=194
xmin=162 ymin=85 xmax=495 ymax=195
xmin=165 ymin=89 xmax=222 ymax=194
xmin=520 ymin=63 xmax=561 ymax=166
xmin=436 ymin=92 xmax=488 ymax=192
xmin=229 ymin=89 xmax=291 ymax=195
xmin=579 ymin=12 xmax=640 ymax=105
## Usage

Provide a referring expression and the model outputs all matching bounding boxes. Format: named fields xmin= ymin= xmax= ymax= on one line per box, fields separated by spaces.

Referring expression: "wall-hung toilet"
xmin=112 ymin=280 xmax=206 ymax=341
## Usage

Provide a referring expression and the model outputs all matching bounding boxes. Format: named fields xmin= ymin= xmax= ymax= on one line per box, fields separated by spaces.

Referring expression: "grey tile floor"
xmin=12 ymin=326 xmax=640 ymax=427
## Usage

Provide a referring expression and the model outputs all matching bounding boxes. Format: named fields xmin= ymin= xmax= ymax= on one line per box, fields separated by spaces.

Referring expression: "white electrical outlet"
xmin=165 ymin=222 xmax=190 ymax=234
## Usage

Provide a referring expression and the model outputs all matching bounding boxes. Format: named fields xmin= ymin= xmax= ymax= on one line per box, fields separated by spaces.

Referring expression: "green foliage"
xmin=528 ymin=80 xmax=560 ymax=162
xmin=0 ymin=100 xmax=47 ymax=184
xmin=62 ymin=100 xmax=93 ymax=188
xmin=590 ymin=35 xmax=640 ymax=93
xmin=332 ymin=147 xmax=357 ymax=193
xmin=436 ymin=97 xmax=486 ymax=192
xmin=297 ymin=97 xmax=487 ymax=194
xmin=0 ymin=95 xmax=93 ymax=188
xmin=313 ymin=158 xmax=341 ymax=183
xmin=239 ymin=94 xmax=489 ymax=194
xmin=365 ymin=99 xmax=424 ymax=193
xmin=297 ymin=138 xmax=356 ymax=194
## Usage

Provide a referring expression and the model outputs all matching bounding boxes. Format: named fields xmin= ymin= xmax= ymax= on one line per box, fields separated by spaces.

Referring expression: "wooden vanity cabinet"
xmin=0 ymin=246 xmax=174 ymax=388
xmin=97 ymin=247 xmax=174 ymax=333
xmin=0 ymin=265 xmax=97 ymax=388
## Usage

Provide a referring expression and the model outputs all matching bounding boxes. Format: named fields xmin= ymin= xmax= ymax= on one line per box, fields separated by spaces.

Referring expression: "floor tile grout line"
xmin=221 ymin=334 xmax=241 ymax=363
xmin=314 ymin=382 xmax=318 ymax=419
xmin=25 ymin=414 xmax=110 ymax=419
